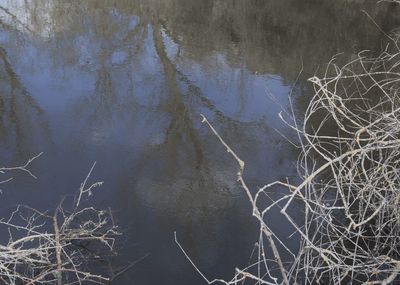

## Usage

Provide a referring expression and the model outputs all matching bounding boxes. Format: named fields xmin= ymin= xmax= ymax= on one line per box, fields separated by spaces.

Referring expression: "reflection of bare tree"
xmin=74 ymin=13 xmax=149 ymax=114
xmin=7 ymin=0 xmax=399 ymax=82
xmin=85 ymin=66 xmax=118 ymax=123
xmin=0 ymin=1 xmax=317 ymax=280
xmin=152 ymin=20 xmax=205 ymax=170
xmin=0 ymin=0 xmax=298 ymax=218
xmin=147 ymin=0 xmax=400 ymax=79
xmin=50 ymin=2 xmax=276 ymax=216
xmin=0 ymin=46 xmax=49 ymax=157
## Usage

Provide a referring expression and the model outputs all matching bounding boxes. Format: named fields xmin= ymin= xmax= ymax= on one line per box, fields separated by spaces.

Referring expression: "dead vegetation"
xmin=0 ymin=156 xmax=120 ymax=285
xmin=177 ymin=5 xmax=400 ymax=285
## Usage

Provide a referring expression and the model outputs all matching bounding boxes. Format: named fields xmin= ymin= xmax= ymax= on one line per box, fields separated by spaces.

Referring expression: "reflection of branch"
xmin=110 ymin=253 xmax=149 ymax=282
xmin=159 ymin=20 xmax=182 ymax=46
xmin=152 ymin=21 xmax=205 ymax=167
xmin=123 ymin=18 xmax=147 ymax=48
xmin=159 ymin=22 xmax=257 ymax=129
xmin=0 ymin=47 xmax=44 ymax=117
xmin=0 ymin=46 xmax=50 ymax=154
xmin=0 ymin=5 xmax=34 ymax=34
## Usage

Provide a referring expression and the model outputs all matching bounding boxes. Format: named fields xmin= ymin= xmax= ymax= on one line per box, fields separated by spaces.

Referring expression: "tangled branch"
xmin=178 ymin=8 xmax=400 ymax=285
xmin=0 ymin=161 xmax=120 ymax=284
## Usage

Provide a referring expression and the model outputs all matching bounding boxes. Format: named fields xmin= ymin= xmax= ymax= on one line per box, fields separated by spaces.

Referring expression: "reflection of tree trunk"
xmin=123 ymin=18 xmax=147 ymax=50
xmin=0 ymin=47 xmax=44 ymax=115
xmin=76 ymin=19 xmax=149 ymax=126
xmin=0 ymin=46 xmax=49 ymax=155
xmin=91 ymin=66 xmax=117 ymax=121
xmin=152 ymin=20 xmax=205 ymax=170
xmin=157 ymin=22 xmax=249 ymax=126
xmin=151 ymin=19 xmax=263 ymax=173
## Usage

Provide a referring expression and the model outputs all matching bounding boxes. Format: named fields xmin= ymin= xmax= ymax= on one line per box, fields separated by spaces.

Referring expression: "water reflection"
xmin=0 ymin=0 xmax=398 ymax=284
xmin=0 ymin=46 xmax=49 ymax=160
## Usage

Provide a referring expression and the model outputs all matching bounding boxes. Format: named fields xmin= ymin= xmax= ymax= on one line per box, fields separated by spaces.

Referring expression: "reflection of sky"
xmin=0 ymin=3 xmax=300 ymax=285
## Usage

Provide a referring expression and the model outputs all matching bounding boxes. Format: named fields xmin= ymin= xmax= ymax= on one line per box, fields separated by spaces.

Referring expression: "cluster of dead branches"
xmin=182 ymin=10 xmax=400 ymax=285
xmin=0 ymin=157 xmax=120 ymax=285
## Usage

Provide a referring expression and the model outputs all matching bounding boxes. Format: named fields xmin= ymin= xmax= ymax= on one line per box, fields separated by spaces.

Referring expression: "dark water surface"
xmin=0 ymin=0 xmax=399 ymax=284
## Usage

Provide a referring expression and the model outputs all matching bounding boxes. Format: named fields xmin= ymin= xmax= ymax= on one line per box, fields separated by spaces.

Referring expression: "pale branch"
xmin=0 ymin=159 xmax=120 ymax=285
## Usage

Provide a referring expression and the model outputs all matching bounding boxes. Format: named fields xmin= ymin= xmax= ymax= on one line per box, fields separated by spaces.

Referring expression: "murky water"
xmin=0 ymin=0 xmax=399 ymax=284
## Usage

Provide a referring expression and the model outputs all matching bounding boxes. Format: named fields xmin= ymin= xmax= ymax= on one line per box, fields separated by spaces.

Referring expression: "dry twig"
xmin=178 ymin=4 xmax=400 ymax=284
xmin=0 ymin=160 xmax=120 ymax=284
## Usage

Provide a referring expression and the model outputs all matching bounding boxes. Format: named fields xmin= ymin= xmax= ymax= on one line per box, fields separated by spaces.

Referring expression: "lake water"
xmin=0 ymin=0 xmax=399 ymax=284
